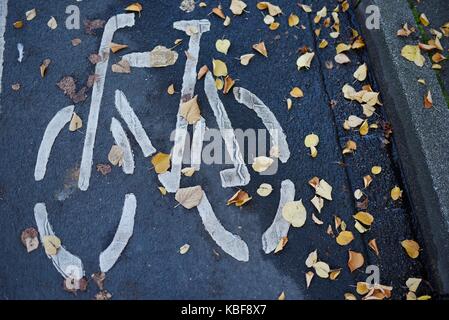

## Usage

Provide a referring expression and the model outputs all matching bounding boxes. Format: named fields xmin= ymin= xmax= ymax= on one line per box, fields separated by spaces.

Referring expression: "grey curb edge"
xmin=350 ymin=0 xmax=449 ymax=296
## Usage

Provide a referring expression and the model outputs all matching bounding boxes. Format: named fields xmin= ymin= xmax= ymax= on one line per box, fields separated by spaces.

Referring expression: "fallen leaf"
xmin=112 ymin=60 xmax=131 ymax=73
xmin=269 ymin=22 xmax=280 ymax=30
xmin=216 ymin=39 xmax=231 ymax=54
xmin=278 ymin=291 xmax=285 ymax=300
xmin=274 ymin=236 xmax=288 ymax=253
xmin=125 ymin=2 xmax=143 ymax=13
xmin=371 ymin=166 xmax=382 ymax=175
xmin=305 ymin=271 xmax=314 ymax=288
xmin=212 ymin=59 xmax=228 ymax=77
xmin=110 ymin=42 xmax=128 ymax=53
xmin=21 ymin=228 xmax=39 ymax=253
xmin=353 ymin=211 xmax=374 ymax=226
xmin=257 ymin=2 xmax=282 ymax=16
xmin=13 ymin=21 xmax=23 ymax=29
xmin=11 ymin=83 xmax=21 ymax=91
xmin=344 ymin=293 xmax=357 ymax=300
xmin=305 ymin=250 xmax=318 ymax=268
xmin=215 ymin=78 xmax=224 ymax=90
xmin=91 ymin=272 xmax=106 ymax=290
xmin=227 ymin=189 xmax=252 ymax=207
xmin=348 ymin=250 xmax=364 ymax=272
xmin=181 ymin=167 xmax=196 ymax=177
xmin=158 ymin=186 xmax=167 ymax=195
xmin=420 ymin=13 xmax=430 ymax=26
xmin=40 ymin=59 xmax=51 ymax=78
xmin=252 ymin=42 xmax=268 ymax=57
xmin=230 ymin=0 xmax=247 ymax=15
xmin=312 ymin=213 xmax=324 ymax=225
xmin=342 ymin=140 xmax=357 ymax=154
xmin=286 ymin=98 xmax=293 ymax=110
xmin=257 ymin=183 xmax=273 ymax=197
xmin=353 ymin=63 xmax=367 ymax=81
xmin=223 ymin=75 xmax=235 ymax=94
xmin=151 ymin=152 xmax=171 ymax=174
xmin=288 ymin=14 xmax=300 ymax=27
xmin=406 ymin=278 xmax=422 ymax=293
xmin=197 ymin=65 xmax=209 ymax=79
xmin=26 ymin=9 xmax=37 ymax=21
xmin=240 ymin=53 xmax=255 ymax=66
xmin=309 ymin=177 xmax=333 ymax=201
xmin=224 ymin=16 xmax=231 ymax=26
xmin=335 ymin=53 xmax=351 ymax=64
xmin=108 ymin=145 xmax=124 ymax=166
xmin=311 ymin=196 xmax=323 ymax=213
xmin=417 ymin=295 xmax=431 ymax=300
xmin=313 ymin=261 xmax=330 ymax=278
xmin=299 ymin=4 xmax=312 ymax=13
xmin=336 ymin=230 xmax=354 ymax=246
xmin=319 ymin=39 xmax=329 ymax=49
xmin=304 ymin=133 xmax=319 ymax=147
xmin=89 ymin=53 xmax=102 ymax=64
xmin=95 ymin=290 xmax=112 ymax=300
xmin=401 ymin=45 xmax=425 ymax=67
xmin=397 ymin=23 xmax=415 ymax=37
xmin=368 ymin=239 xmax=379 ymax=256
xmin=290 ymin=87 xmax=304 ymax=98
xmin=391 ymin=186 xmax=402 ymax=200
xmin=180 ymin=95 xmax=201 ymax=124
xmin=252 ymin=156 xmax=274 ymax=173
xmin=363 ymin=175 xmax=373 ymax=188
xmin=84 ymin=19 xmax=105 ymax=35
xmin=330 ymin=268 xmax=342 ymax=280
xmin=401 ymin=240 xmax=420 ymax=259
xmin=212 ymin=7 xmax=226 ymax=20
xmin=359 ymin=120 xmax=369 ymax=136
xmin=69 ymin=113 xmax=82 ymax=132
xmin=424 ymin=90 xmax=433 ymax=109
xmin=282 ymin=200 xmax=307 ymax=227
xmin=71 ymin=38 xmax=81 ymax=46
xmin=43 ymin=235 xmax=61 ymax=256
xmin=175 ymin=186 xmax=204 ymax=209
xmin=179 ymin=244 xmax=190 ymax=254
xmin=167 ymin=84 xmax=175 ymax=95
xmin=96 ymin=164 xmax=112 ymax=176
xmin=297 ymin=52 xmax=315 ymax=69
xmin=47 ymin=17 xmax=57 ymax=30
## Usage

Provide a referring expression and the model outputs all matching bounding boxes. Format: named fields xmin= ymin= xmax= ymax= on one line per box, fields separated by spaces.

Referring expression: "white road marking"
xmin=34 ymin=105 xmax=74 ymax=181
xmin=204 ymin=72 xmax=250 ymax=188
xmin=17 ymin=43 xmax=23 ymax=62
xmin=0 ymin=0 xmax=7 ymax=99
xmin=261 ymin=179 xmax=295 ymax=254
xmin=99 ymin=193 xmax=137 ymax=273
xmin=233 ymin=87 xmax=291 ymax=163
xmin=197 ymin=191 xmax=249 ymax=262
xmin=110 ymin=117 xmax=134 ymax=174
xmin=158 ymin=19 xmax=210 ymax=193
xmin=78 ymin=14 xmax=135 ymax=191
xmin=191 ymin=117 xmax=205 ymax=171
xmin=34 ymin=203 xmax=85 ymax=280
xmin=114 ymin=90 xmax=156 ymax=157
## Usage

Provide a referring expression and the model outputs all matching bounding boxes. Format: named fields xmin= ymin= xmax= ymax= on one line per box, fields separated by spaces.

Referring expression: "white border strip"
xmin=34 ymin=106 xmax=74 ymax=181
xmin=78 ymin=14 xmax=135 ymax=191
xmin=191 ymin=116 xmax=205 ymax=171
xmin=261 ymin=179 xmax=295 ymax=254
xmin=99 ymin=193 xmax=137 ymax=273
xmin=0 ymin=0 xmax=7 ymax=98
xmin=114 ymin=90 xmax=156 ymax=157
xmin=110 ymin=117 xmax=134 ymax=174
xmin=34 ymin=203 xmax=85 ymax=280
xmin=197 ymin=191 xmax=249 ymax=262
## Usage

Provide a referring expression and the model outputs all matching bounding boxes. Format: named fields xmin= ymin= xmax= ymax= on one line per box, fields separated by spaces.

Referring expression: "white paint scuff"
xmin=17 ymin=43 xmax=23 ymax=62
xmin=191 ymin=117 xmax=206 ymax=171
xmin=233 ymin=87 xmax=291 ymax=163
xmin=34 ymin=203 xmax=85 ymax=280
xmin=114 ymin=90 xmax=156 ymax=157
xmin=99 ymin=193 xmax=137 ymax=273
xmin=110 ymin=117 xmax=134 ymax=174
xmin=78 ymin=14 xmax=135 ymax=191
xmin=204 ymin=72 xmax=250 ymax=188
xmin=261 ymin=179 xmax=295 ymax=254
xmin=34 ymin=105 xmax=74 ymax=181
xmin=197 ymin=192 xmax=249 ymax=262
xmin=0 ymin=0 xmax=7 ymax=97
xmin=158 ymin=20 xmax=210 ymax=193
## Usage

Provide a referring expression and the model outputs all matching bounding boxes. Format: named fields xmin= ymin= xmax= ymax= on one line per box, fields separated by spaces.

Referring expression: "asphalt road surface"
xmin=0 ymin=0 xmax=428 ymax=299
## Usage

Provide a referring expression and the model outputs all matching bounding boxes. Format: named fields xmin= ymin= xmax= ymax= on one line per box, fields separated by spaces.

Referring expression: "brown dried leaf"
xmin=180 ymin=95 xmax=201 ymax=124
xmin=348 ymin=250 xmax=364 ymax=272
xmin=21 ymin=227 xmax=39 ymax=253
xmin=227 ymin=189 xmax=252 ymax=207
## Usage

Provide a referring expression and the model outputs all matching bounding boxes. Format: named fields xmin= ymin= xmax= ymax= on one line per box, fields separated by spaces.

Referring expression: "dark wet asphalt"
xmin=0 ymin=0 xmax=427 ymax=299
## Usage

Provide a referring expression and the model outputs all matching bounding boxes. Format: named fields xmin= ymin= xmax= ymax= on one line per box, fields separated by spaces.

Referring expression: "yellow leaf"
xmin=215 ymin=78 xmax=224 ymax=90
xmin=406 ymin=278 xmax=422 ymax=293
xmin=212 ymin=59 xmax=228 ymax=77
xmin=151 ymin=152 xmax=171 ymax=174
xmin=371 ymin=166 xmax=382 ymax=175
xmin=319 ymin=39 xmax=329 ymax=49
xmin=108 ymin=145 xmax=124 ymax=166
xmin=363 ymin=175 xmax=372 ymax=188
xmin=179 ymin=244 xmax=190 ymax=254
xmin=43 ymin=235 xmax=61 ymax=256
xmin=227 ymin=189 xmax=252 ymax=207
xmin=181 ymin=167 xmax=196 ymax=177
xmin=274 ymin=236 xmax=288 ymax=253
xmin=282 ymin=200 xmax=307 ymax=228
xmin=305 ymin=250 xmax=318 ymax=268
xmin=252 ymin=156 xmax=274 ymax=173
xmin=288 ymin=14 xmax=300 ymax=27
xmin=356 ymin=282 xmax=370 ymax=295
xmin=223 ymin=75 xmax=235 ymax=94
xmin=257 ymin=183 xmax=273 ymax=197
xmin=353 ymin=211 xmax=374 ymax=226
xmin=313 ymin=261 xmax=330 ymax=278
xmin=329 ymin=268 xmax=342 ymax=280
xmin=359 ymin=120 xmax=369 ymax=136
xmin=391 ymin=186 xmax=402 ymax=201
xmin=26 ymin=9 xmax=37 ymax=21
xmin=401 ymin=45 xmax=425 ymax=67
xmin=110 ymin=43 xmax=128 ymax=53
xmin=167 ymin=84 xmax=175 ymax=95
xmin=252 ymin=41 xmax=268 ymax=57
xmin=13 ymin=21 xmax=24 ymax=29
xmin=69 ymin=113 xmax=82 ymax=132
xmin=278 ymin=291 xmax=286 ymax=300
xmin=401 ymin=240 xmax=420 ymax=259
xmin=296 ymin=52 xmax=315 ymax=69
xmin=47 ymin=17 xmax=57 ymax=30
xmin=348 ymin=250 xmax=364 ymax=272
xmin=286 ymin=98 xmax=293 ymax=110
xmin=304 ymin=134 xmax=319 ymax=147
xmin=299 ymin=4 xmax=312 ymax=13
xmin=269 ymin=22 xmax=280 ymax=30
xmin=224 ymin=16 xmax=231 ymax=26
xmin=336 ymin=43 xmax=351 ymax=54
xmin=368 ymin=239 xmax=379 ymax=256
xmin=335 ymin=53 xmax=351 ymax=64
xmin=125 ymin=2 xmax=143 ymax=13
xmin=179 ymin=95 xmax=201 ymax=124
xmin=419 ymin=13 xmax=430 ymax=26
xmin=257 ymin=2 xmax=282 ymax=16
xmin=40 ymin=59 xmax=51 ymax=78
xmin=344 ymin=293 xmax=357 ymax=300
xmin=290 ymin=87 xmax=304 ymax=98
xmin=336 ymin=230 xmax=354 ymax=246
xmin=353 ymin=63 xmax=367 ymax=81
xmin=240 ymin=53 xmax=255 ymax=66
xmin=417 ymin=295 xmax=431 ymax=300
xmin=158 ymin=186 xmax=167 ymax=195
xmin=215 ymin=39 xmax=231 ymax=54
xmin=305 ymin=271 xmax=314 ymax=288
